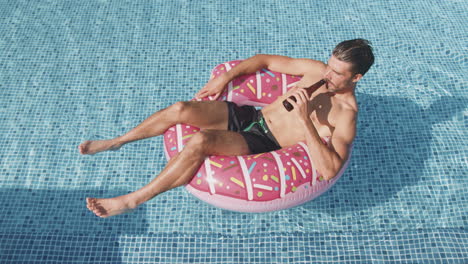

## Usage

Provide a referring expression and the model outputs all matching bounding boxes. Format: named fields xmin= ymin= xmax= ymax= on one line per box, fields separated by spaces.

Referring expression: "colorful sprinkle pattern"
xmin=163 ymin=61 xmax=336 ymax=204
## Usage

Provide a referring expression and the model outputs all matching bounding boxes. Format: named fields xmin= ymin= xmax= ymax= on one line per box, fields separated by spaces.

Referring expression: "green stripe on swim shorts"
xmin=243 ymin=117 xmax=268 ymax=133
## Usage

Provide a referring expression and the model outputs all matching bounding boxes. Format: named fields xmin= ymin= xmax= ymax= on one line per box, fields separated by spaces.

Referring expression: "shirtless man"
xmin=80 ymin=39 xmax=374 ymax=218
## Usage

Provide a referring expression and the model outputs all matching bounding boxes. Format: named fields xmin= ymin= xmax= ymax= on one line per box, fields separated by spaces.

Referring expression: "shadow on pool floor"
xmin=304 ymin=93 xmax=467 ymax=215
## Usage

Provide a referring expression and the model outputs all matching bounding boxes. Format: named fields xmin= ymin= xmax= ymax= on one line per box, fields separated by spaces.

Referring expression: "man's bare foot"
xmin=86 ymin=197 xmax=137 ymax=218
xmin=78 ymin=139 xmax=122 ymax=155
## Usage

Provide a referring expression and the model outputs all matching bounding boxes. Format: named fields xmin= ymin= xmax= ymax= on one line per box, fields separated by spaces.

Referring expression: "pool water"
xmin=0 ymin=0 xmax=466 ymax=263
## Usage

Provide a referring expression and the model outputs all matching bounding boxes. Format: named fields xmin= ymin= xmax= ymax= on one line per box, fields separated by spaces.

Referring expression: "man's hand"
xmin=195 ymin=75 xmax=229 ymax=100
xmin=285 ymin=88 xmax=311 ymax=123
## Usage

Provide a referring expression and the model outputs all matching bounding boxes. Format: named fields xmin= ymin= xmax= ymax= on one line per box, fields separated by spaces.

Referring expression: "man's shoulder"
xmin=331 ymin=100 xmax=357 ymax=146
xmin=335 ymin=94 xmax=358 ymax=114
xmin=330 ymin=96 xmax=358 ymax=128
xmin=335 ymin=102 xmax=357 ymax=129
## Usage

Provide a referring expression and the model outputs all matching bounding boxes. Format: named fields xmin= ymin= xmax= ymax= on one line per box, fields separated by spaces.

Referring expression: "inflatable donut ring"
xmin=163 ymin=60 xmax=352 ymax=212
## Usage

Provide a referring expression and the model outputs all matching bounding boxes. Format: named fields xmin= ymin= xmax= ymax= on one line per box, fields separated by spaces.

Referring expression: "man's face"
xmin=324 ymin=55 xmax=361 ymax=92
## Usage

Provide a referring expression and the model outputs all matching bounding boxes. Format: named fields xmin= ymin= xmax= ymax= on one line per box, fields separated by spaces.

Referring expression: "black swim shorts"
xmin=225 ymin=101 xmax=282 ymax=154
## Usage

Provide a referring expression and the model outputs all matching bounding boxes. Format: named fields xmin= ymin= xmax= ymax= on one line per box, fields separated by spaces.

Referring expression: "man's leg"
xmin=86 ymin=129 xmax=250 ymax=218
xmin=78 ymin=101 xmax=229 ymax=155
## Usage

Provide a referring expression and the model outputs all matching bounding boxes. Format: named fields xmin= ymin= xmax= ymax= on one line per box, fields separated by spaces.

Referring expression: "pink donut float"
xmin=163 ymin=60 xmax=352 ymax=212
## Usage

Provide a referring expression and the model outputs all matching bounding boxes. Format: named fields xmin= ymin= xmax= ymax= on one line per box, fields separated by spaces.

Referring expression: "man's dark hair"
xmin=332 ymin=39 xmax=374 ymax=76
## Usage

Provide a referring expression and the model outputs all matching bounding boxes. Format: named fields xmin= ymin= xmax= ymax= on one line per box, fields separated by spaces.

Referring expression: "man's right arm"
xmin=195 ymin=54 xmax=324 ymax=100
xmin=226 ymin=54 xmax=323 ymax=78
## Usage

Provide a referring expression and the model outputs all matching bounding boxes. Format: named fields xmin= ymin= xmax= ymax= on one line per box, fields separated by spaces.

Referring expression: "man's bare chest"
xmin=308 ymin=93 xmax=338 ymax=131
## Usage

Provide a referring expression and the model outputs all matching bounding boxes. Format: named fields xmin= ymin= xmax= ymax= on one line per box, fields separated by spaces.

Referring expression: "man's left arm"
xmin=300 ymin=109 xmax=356 ymax=180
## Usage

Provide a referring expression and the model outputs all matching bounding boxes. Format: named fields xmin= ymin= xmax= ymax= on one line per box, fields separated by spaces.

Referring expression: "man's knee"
xmin=169 ymin=101 xmax=190 ymax=119
xmin=171 ymin=101 xmax=188 ymax=113
xmin=185 ymin=130 xmax=215 ymax=154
